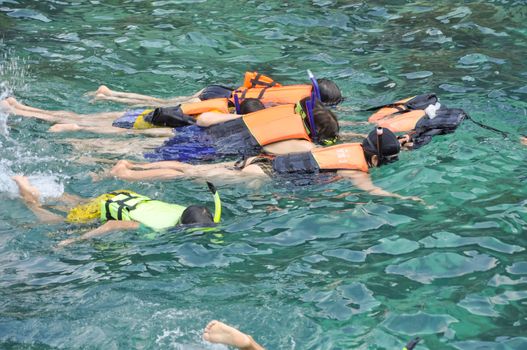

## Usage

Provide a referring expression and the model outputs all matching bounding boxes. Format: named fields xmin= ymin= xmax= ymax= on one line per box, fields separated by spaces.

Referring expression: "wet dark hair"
xmin=317 ymin=78 xmax=343 ymax=106
xmin=299 ymin=97 xmax=339 ymax=144
xmin=240 ymin=98 xmax=265 ymax=114
xmin=362 ymin=127 xmax=400 ymax=167
xmin=180 ymin=205 xmax=214 ymax=225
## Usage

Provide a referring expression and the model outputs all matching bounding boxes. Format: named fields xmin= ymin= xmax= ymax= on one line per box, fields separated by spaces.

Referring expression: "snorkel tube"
xmin=376 ymin=126 xmax=384 ymax=164
xmin=402 ymin=337 xmax=421 ymax=350
xmin=206 ymin=181 xmax=222 ymax=224
xmin=305 ymin=69 xmax=321 ymax=142
xmin=233 ymin=92 xmax=241 ymax=114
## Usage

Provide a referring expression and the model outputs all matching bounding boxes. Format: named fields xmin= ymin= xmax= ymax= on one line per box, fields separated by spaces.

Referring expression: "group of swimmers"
xmin=2 ymin=70 xmax=467 ymax=348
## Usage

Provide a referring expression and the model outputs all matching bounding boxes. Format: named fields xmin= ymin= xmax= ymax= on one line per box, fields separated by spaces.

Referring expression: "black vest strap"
xmin=249 ymin=73 xmax=277 ymax=88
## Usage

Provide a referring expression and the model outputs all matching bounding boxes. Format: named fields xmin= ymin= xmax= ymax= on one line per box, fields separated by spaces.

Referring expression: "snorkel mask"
xmin=403 ymin=337 xmax=421 ymax=350
xmin=305 ymin=69 xmax=320 ymax=142
xmin=233 ymin=93 xmax=241 ymax=114
xmin=298 ymin=70 xmax=337 ymax=146
xmin=362 ymin=127 xmax=400 ymax=167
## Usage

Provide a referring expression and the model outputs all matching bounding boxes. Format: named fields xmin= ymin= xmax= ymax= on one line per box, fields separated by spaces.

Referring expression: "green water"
xmin=1 ymin=1 xmax=527 ymax=349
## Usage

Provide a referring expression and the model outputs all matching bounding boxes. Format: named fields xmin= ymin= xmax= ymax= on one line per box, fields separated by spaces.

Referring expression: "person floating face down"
xmin=92 ymin=70 xmax=343 ymax=111
xmin=111 ymin=127 xmax=421 ymax=202
xmin=366 ymin=94 xmax=468 ymax=149
xmin=111 ymin=71 xmax=343 ymax=130
xmin=145 ymin=97 xmax=340 ymax=163
xmin=12 ymin=176 xmax=222 ymax=247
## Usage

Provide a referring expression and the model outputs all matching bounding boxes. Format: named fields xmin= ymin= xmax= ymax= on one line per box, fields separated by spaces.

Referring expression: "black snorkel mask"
xmin=363 ymin=127 xmax=400 ymax=167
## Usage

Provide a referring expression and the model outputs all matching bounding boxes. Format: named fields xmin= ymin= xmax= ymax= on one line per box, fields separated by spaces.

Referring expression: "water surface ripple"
xmin=1 ymin=1 xmax=526 ymax=349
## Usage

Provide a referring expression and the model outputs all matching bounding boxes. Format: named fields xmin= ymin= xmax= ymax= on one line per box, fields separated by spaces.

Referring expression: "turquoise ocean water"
xmin=1 ymin=1 xmax=526 ymax=349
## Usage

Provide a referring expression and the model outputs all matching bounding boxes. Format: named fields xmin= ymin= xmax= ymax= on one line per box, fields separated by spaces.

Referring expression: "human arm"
xmin=262 ymin=139 xmax=315 ymax=155
xmin=57 ymin=220 xmax=140 ymax=247
xmin=338 ymin=170 xmax=423 ymax=202
xmin=196 ymin=112 xmax=242 ymax=127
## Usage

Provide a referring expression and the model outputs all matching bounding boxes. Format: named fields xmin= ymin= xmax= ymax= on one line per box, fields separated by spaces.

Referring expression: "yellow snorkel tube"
xmin=206 ymin=181 xmax=222 ymax=224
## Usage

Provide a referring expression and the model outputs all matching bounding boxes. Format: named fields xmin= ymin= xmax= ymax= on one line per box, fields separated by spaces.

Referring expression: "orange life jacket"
xmin=311 ymin=143 xmax=369 ymax=172
xmin=181 ymin=98 xmax=230 ymax=117
xmin=375 ymin=109 xmax=426 ymax=133
xmin=242 ymin=104 xmax=311 ymax=146
xmin=232 ymin=85 xmax=313 ymax=106
xmin=368 ymin=96 xmax=416 ymax=122
xmin=239 ymin=71 xmax=282 ymax=89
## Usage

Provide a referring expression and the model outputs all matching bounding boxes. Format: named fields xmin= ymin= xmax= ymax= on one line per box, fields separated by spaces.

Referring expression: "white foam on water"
xmin=0 ymin=47 xmax=63 ymax=202
xmin=27 ymin=174 xmax=65 ymax=201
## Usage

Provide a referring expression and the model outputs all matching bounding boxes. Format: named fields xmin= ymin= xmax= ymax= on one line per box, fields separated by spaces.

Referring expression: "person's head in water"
xmin=298 ymin=97 xmax=339 ymax=145
xmin=362 ymin=127 xmax=400 ymax=167
xmin=317 ymin=78 xmax=343 ymax=106
xmin=240 ymin=98 xmax=265 ymax=114
xmin=180 ymin=205 xmax=214 ymax=225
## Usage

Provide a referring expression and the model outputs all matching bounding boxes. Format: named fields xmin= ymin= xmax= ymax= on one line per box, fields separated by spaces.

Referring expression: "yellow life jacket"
xmin=100 ymin=191 xmax=186 ymax=231
xmin=311 ymin=143 xmax=369 ymax=172
xmin=242 ymin=104 xmax=311 ymax=146
xmin=232 ymin=85 xmax=313 ymax=106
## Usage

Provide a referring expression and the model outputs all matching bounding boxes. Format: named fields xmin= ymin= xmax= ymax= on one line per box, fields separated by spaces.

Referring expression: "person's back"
xmin=147 ymin=99 xmax=339 ymax=162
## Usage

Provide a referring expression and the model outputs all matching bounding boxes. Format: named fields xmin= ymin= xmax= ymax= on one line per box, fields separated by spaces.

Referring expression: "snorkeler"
xmin=109 ymin=127 xmax=421 ymax=201
xmin=338 ymin=94 xmax=470 ymax=149
xmin=0 ymin=96 xmax=265 ymax=136
xmin=12 ymin=176 xmax=221 ymax=247
xmin=145 ymin=97 xmax=339 ymax=162
xmin=88 ymin=70 xmax=343 ymax=108
xmin=0 ymin=96 xmax=175 ymax=136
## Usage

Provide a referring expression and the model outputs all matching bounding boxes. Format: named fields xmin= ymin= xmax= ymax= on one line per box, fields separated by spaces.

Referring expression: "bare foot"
xmin=203 ymin=320 xmax=253 ymax=349
xmin=109 ymin=160 xmax=130 ymax=178
xmin=49 ymin=123 xmax=82 ymax=133
xmin=89 ymin=85 xmax=114 ymax=102
xmin=12 ymin=175 xmax=41 ymax=204
xmin=86 ymin=85 xmax=112 ymax=97
xmin=0 ymin=99 xmax=14 ymax=114
xmin=521 ymin=136 xmax=527 ymax=146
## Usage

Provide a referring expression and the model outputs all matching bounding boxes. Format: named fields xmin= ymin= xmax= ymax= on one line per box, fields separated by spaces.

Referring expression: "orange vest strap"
xmin=242 ymin=104 xmax=311 ymax=146
xmin=368 ymin=96 xmax=416 ymax=122
xmin=232 ymin=85 xmax=313 ymax=105
xmin=311 ymin=143 xmax=369 ymax=172
xmin=376 ymin=109 xmax=426 ymax=133
xmin=181 ymin=98 xmax=229 ymax=116
xmin=241 ymin=71 xmax=282 ymax=89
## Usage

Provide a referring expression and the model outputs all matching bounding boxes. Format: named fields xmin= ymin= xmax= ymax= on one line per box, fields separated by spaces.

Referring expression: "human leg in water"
xmin=108 ymin=158 xmax=266 ymax=182
xmin=2 ymin=97 xmax=174 ymax=136
xmin=48 ymin=122 xmax=174 ymax=136
xmin=1 ymin=97 xmax=122 ymax=124
xmin=203 ymin=320 xmax=265 ymax=350
xmin=12 ymin=176 xmax=65 ymax=223
xmin=87 ymin=85 xmax=203 ymax=107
